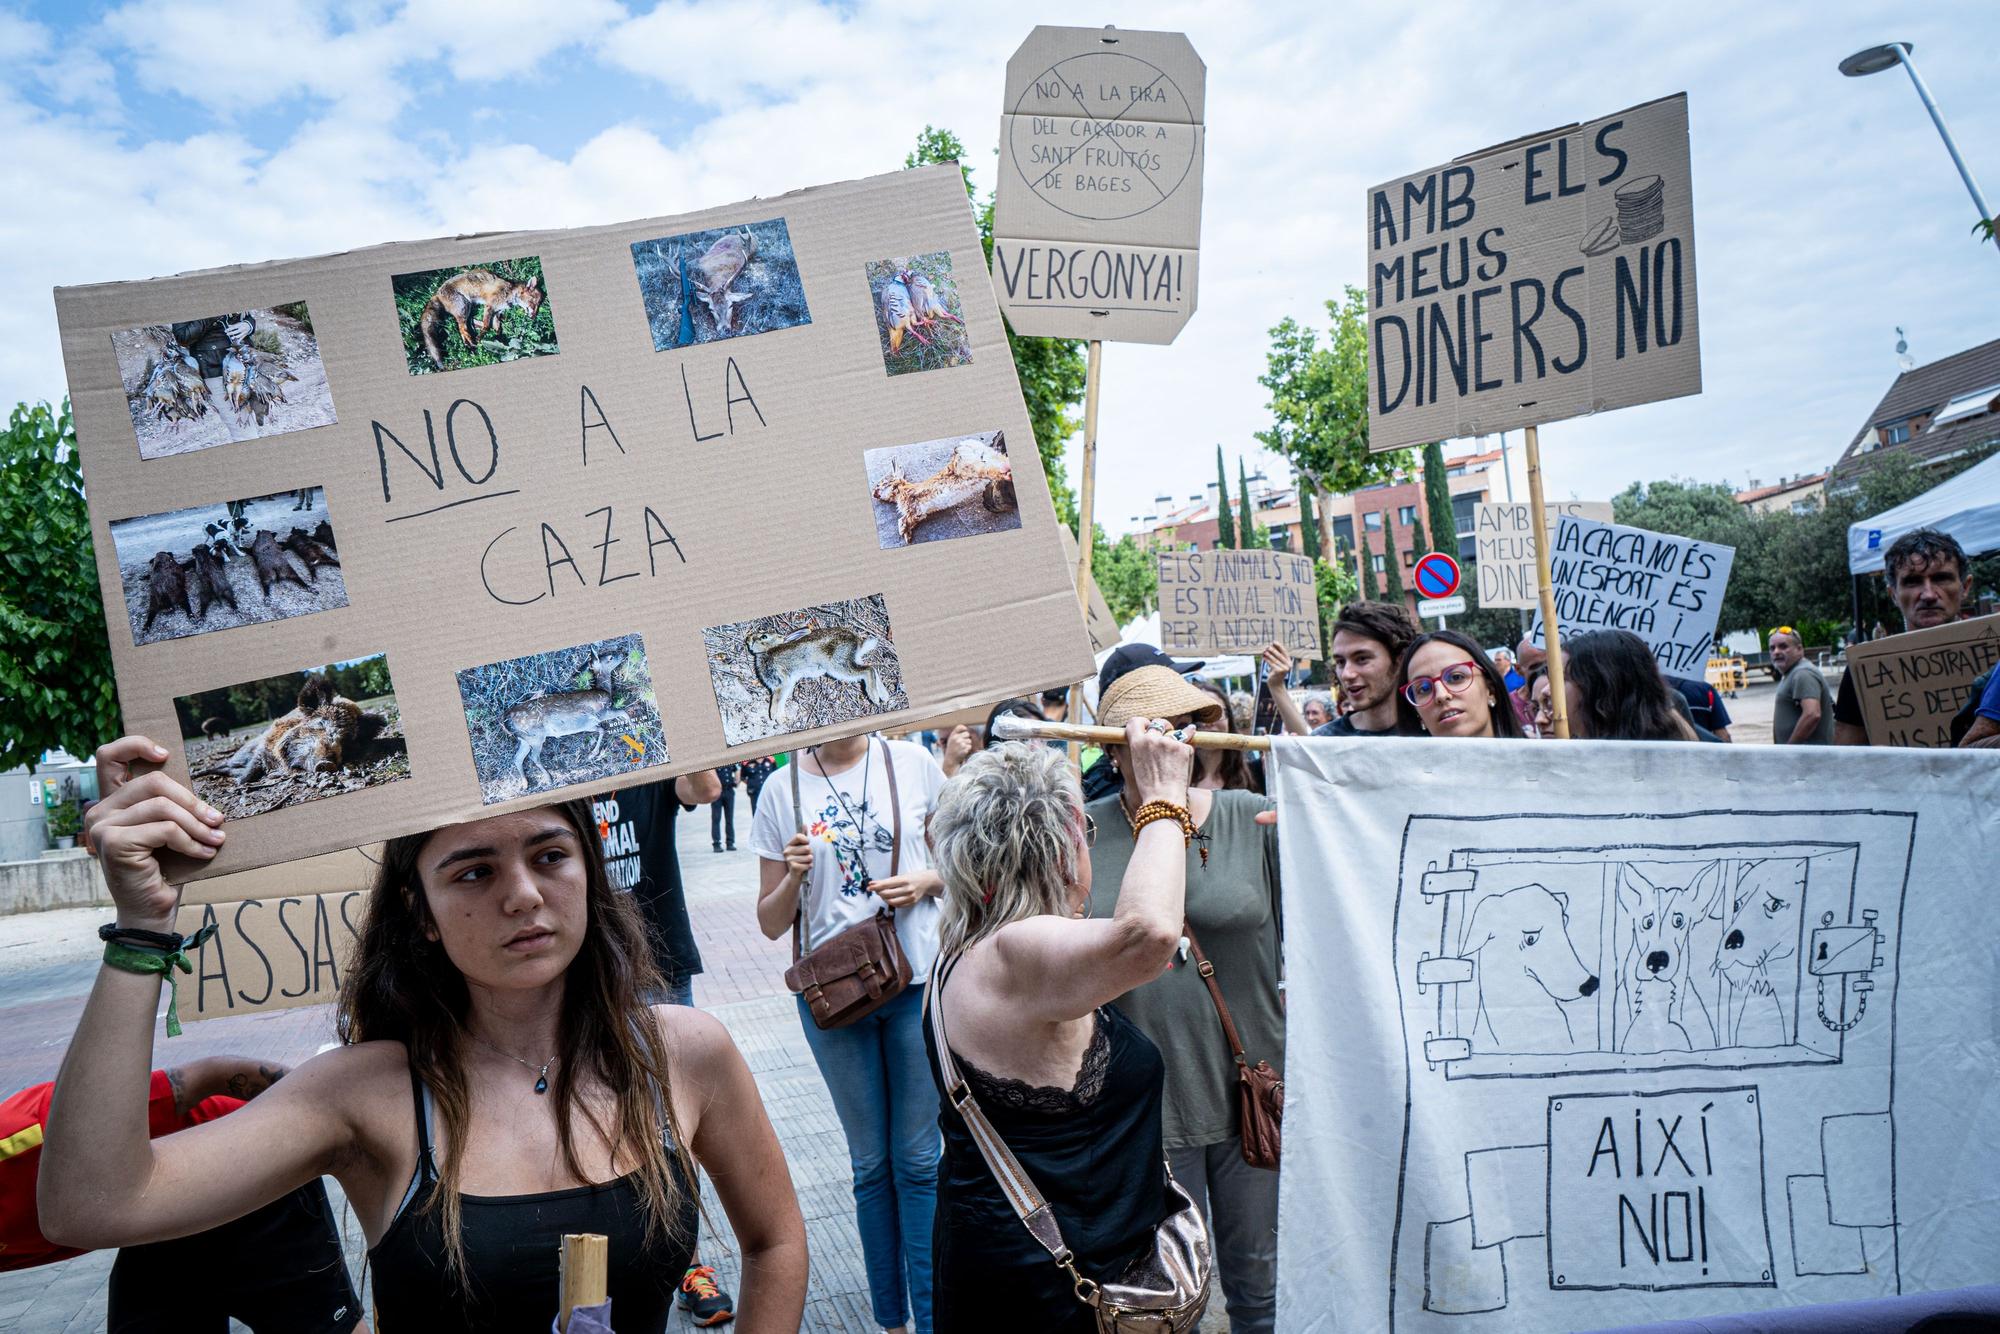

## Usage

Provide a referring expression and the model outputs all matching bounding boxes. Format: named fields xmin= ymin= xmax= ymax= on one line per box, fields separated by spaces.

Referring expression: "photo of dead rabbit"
xmin=109 ymin=488 xmax=346 ymax=646
xmin=867 ymin=251 xmax=971 ymax=375
xmin=456 ymin=634 xmax=671 ymax=805
xmin=112 ymin=304 xmax=336 ymax=460
xmin=865 ymin=430 xmax=1019 ymax=548
xmin=391 ymin=255 xmax=558 ymax=376
xmin=176 ymin=655 xmax=409 ymax=820
xmin=703 ymin=595 xmax=909 ymax=747
xmin=630 ymin=217 xmax=811 ymax=351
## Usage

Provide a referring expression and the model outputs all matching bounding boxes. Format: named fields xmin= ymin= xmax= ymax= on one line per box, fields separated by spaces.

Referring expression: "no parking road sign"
xmin=1413 ymin=552 xmax=1460 ymax=601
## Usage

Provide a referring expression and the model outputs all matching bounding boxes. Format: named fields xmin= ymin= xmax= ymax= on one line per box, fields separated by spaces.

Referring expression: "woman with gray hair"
xmin=924 ymin=720 xmax=1201 ymax=1331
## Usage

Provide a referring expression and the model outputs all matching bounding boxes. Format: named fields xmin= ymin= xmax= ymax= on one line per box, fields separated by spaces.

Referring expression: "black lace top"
xmin=927 ymin=999 xmax=1176 ymax=1333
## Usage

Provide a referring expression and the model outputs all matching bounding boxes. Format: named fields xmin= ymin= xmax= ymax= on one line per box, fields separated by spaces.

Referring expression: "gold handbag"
xmin=927 ymin=953 xmax=1212 ymax=1332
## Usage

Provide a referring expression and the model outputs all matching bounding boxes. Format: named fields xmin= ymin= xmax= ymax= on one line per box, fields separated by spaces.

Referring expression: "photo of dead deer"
xmin=175 ymin=655 xmax=408 ymax=820
xmin=109 ymin=488 xmax=346 ymax=646
xmin=630 ymin=217 xmax=811 ymax=351
xmin=703 ymin=595 xmax=909 ymax=747
xmin=865 ymin=429 xmax=1019 ymax=549
xmin=456 ymin=634 xmax=671 ymax=805
xmin=867 ymin=250 xmax=971 ymax=375
xmin=112 ymin=304 xmax=336 ymax=460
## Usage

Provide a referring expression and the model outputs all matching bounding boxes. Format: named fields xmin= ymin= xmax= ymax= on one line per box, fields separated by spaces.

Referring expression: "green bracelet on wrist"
xmin=102 ymin=923 xmax=219 ymax=1037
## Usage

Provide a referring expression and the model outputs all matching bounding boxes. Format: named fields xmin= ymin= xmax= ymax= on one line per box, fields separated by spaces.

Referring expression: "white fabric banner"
xmin=1273 ymin=736 xmax=2000 ymax=1333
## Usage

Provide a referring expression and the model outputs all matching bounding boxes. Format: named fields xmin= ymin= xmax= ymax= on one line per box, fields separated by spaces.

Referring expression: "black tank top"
xmin=367 ymin=1067 xmax=697 ymax=1333
xmin=926 ymin=993 xmax=1176 ymax=1333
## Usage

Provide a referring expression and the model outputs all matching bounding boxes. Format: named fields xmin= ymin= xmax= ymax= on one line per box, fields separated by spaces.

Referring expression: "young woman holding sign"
xmin=39 ymin=736 xmax=809 ymax=1334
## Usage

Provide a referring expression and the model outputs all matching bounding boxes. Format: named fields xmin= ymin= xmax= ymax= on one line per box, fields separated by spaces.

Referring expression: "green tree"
xmin=1256 ymin=285 xmax=1412 ymax=503
xmin=1359 ymin=530 xmax=1379 ymax=600
xmin=1094 ymin=529 xmax=1158 ymax=624
xmin=1382 ymin=520 xmax=1408 ymax=606
xmin=1423 ymin=442 xmax=1459 ymax=561
xmin=907 ymin=127 xmax=1087 ymax=526
xmin=0 ymin=401 xmax=118 ymax=769
xmin=1612 ymin=479 xmax=1758 ymax=632
xmin=1298 ymin=484 xmax=1321 ymax=559
xmin=1237 ymin=458 xmax=1256 ymax=550
xmin=1315 ymin=555 xmax=1359 ymax=652
xmin=1214 ymin=445 xmax=1237 ymax=549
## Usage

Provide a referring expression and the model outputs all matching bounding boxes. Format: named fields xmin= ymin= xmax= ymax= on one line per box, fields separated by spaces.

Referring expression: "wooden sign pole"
xmin=993 ymin=713 xmax=1271 ymax=753
xmin=559 ymin=1233 xmax=609 ymax=1331
xmin=1066 ymin=339 xmax=1105 ymax=754
xmin=1523 ymin=424 xmax=1571 ymax=738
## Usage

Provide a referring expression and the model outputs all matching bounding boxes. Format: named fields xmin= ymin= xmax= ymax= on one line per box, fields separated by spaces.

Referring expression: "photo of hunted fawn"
xmin=111 ymin=303 xmax=336 ymax=459
xmin=110 ymin=489 xmax=347 ymax=645
xmin=175 ymin=656 xmax=409 ymax=820
xmin=865 ymin=430 xmax=1018 ymax=548
xmin=391 ymin=255 xmax=559 ymax=375
xmin=455 ymin=634 xmax=671 ymax=804
xmin=630 ymin=217 xmax=812 ymax=350
xmin=703 ymin=594 xmax=908 ymax=747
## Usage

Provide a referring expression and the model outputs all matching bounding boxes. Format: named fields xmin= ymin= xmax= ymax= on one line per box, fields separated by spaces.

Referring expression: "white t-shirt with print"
xmin=750 ymin=738 xmax=947 ymax=984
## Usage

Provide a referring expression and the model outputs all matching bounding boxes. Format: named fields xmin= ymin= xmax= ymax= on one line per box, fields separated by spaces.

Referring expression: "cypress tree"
xmin=1382 ymin=516 xmax=1408 ymax=606
xmin=1423 ymin=442 xmax=1458 ymax=563
xmin=1360 ymin=525 xmax=1379 ymax=600
xmin=1299 ymin=485 xmax=1321 ymax=560
xmin=1214 ymin=445 xmax=1236 ymax=549
xmin=1237 ymin=458 xmax=1256 ymax=550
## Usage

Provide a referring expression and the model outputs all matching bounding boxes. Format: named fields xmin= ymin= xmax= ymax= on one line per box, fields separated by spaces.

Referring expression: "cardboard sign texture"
xmin=992 ymin=25 xmax=1205 ymax=344
xmin=1529 ymin=514 xmax=1733 ymax=676
xmin=1841 ymin=613 xmax=2000 ymax=748
xmin=1474 ymin=500 xmax=1613 ymax=610
xmin=1157 ymin=548 xmax=1321 ymax=656
xmin=59 ymin=165 xmax=1094 ymax=882
xmin=1367 ymin=94 xmax=1700 ymax=451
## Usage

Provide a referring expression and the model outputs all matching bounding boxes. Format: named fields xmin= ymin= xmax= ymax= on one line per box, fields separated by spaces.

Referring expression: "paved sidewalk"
xmin=0 ymin=836 xmax=892 ymax=1332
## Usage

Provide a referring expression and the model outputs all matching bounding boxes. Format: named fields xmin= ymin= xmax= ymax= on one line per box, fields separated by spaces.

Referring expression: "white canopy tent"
xmin=1848 ymin=450 xmax=2000 ymax=574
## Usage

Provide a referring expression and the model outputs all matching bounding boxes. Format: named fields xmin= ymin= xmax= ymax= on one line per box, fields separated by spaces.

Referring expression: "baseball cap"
xmin=1097 ymin=643 xmax=1202 ymax=698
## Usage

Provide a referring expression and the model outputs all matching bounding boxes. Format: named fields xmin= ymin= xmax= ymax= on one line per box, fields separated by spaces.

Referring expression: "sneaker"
xmin=677 ymin=1264 xmax=734 ymax=1326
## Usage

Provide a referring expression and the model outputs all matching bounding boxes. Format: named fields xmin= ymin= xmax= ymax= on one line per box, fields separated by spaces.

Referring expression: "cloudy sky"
xmin=3 ymin=1 xmax=1995 ymax=534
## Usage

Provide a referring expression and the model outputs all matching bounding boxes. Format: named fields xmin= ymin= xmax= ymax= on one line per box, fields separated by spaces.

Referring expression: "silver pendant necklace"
xmin=472 ymin=1034 xmax=556 ymax=1094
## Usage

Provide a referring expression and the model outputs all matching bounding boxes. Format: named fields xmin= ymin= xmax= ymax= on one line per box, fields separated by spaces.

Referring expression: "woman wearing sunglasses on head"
xmin=1395 ymin=631 xmax=1527 ymax=739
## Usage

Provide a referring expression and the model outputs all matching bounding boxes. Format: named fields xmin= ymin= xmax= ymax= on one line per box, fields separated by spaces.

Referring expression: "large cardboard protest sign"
xmin=1474 ymin=500 xmax=1612 ymax=609
xmin=1274 ymin=736 xmax=2000 ymax=1331
xmin=57 ymin=165 xmax=1095 ymax=882
xmin=1367 ymin=95 xmax=1700 ymax=451
xmin=171 ymin=847 xmax=378 ymax=1020
xmin=1841 ymin=613 xmax=2000 ymax=748
xmin=992 ymin=26 xmax=1205 ymax=344
xmin=1528 ymin=514 xmax=1732 ymax=675
xmin=1157 ymin=549 xmax=1320 ymax=656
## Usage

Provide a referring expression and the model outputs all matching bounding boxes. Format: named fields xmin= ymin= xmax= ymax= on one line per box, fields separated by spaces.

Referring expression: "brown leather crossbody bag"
xmin=782 ymin=742 xmax=912 ymax=1030
xmin=1183 ymin=925 xmax=1284 ymax=1169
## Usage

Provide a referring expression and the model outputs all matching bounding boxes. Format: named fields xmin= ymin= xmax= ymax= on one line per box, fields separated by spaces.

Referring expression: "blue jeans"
xmin=797 ymin=986 xmax=939 ymax=1333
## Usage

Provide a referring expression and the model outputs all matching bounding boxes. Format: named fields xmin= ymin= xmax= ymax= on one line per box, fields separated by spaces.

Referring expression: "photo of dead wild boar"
xmin=175 ymin=656 xmax=408 ymax=819
xmin=110 ymin=488 xmax=348 ymax=646
xmin=703 ymin=594 xmax=909 ymax=747
xmin=455 ymin=634 xmax=671 ymax=805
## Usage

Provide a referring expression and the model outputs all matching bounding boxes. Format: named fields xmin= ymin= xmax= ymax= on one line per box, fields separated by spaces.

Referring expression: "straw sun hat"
xmin=1096 ymin=664 xmax=1226 ymax=733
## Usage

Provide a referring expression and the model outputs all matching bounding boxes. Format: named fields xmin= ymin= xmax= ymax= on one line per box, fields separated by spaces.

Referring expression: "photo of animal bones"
xmin=866 ymin=250 xmax=971 ymax=375
xmin=391 ymin=256 xmax=558 ymax=375
xmin=630 ymin=217 xmax=812 ymax=351
xmin=455 ymin=635 xmax=670 ymax=804
xmin=111 ymin=304 xmax=335 ymax=459
xmin=703 ymin=594 xmax=909 ymax=747
xmin=176 ymin=657 xmax=408 ymax=820
xmin=1410 ymin=827 xmax=1890 ymax=1079
xmin=865 ymin=430 xmax=1019 ymax=548
xmin=109 ymin=489 xmax=346 ymax=646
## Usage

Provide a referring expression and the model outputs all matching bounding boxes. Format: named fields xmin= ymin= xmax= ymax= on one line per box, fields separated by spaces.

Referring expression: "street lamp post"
xmin=1840 ymin=41 xmax=1998 ymax=255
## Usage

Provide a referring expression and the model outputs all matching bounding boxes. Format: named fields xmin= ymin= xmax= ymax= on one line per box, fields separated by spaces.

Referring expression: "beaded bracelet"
xmin=1127 ymin=800 xmax=1211 ymax=868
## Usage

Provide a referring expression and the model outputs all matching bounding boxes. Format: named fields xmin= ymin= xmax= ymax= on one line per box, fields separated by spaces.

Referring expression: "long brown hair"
xmin=1396 ymin=630 xmax=1527 ymax=739
xmin=336 ymin=798 xmax=691 ymax=1281
xmin=1192 ymin=680 xmax=1257 ymax=791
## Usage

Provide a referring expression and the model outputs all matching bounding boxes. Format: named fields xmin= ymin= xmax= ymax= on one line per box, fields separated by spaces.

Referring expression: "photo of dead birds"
xmin=456 ymin=634 xmax=671 ymax=805
xmin=865 ymin=430 xmax=1018 ymax=548
xmin=176 ymin=656 xmax=408 ymax=820
xmin=630 ymin=217 xmax=811 ymax=350
xmin=109 ymin=488 xmax=346 ymax=646
xmin=867 ymin=251 xmax=971 ymax=375
xmin=111 ymin=304 xmax=336 ymax=459
xmin=703 ymin=594 xmax=908 ymax=747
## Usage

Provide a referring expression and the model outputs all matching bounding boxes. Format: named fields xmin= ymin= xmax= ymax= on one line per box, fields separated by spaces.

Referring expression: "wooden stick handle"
xmin=991 ymin=714 xmax=1274 ymax=752
xmin=559 ymin=1233 xmax=609 ymax=1331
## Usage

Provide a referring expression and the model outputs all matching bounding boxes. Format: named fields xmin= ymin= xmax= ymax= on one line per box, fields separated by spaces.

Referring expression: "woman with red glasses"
xmin=1395 ymin=631 xmax=1527 ymax=739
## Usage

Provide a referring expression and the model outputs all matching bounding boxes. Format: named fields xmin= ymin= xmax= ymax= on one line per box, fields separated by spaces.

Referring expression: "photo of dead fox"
xmin=392 ymin=256 xmax=558 ymax=375
xmin=177 ymin=657 xmax=409 ymax=820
